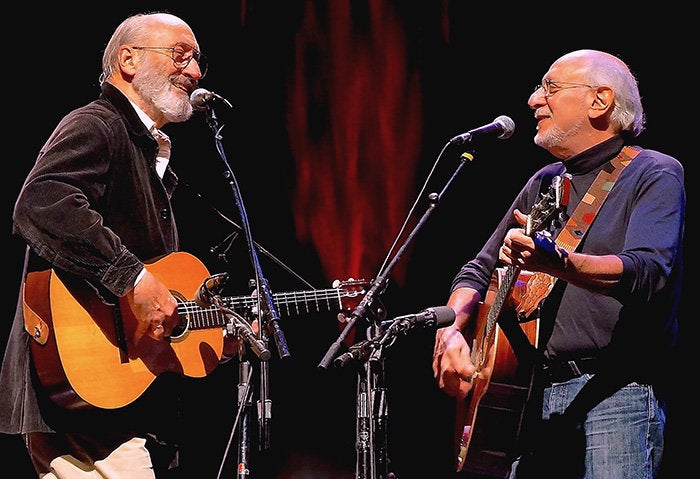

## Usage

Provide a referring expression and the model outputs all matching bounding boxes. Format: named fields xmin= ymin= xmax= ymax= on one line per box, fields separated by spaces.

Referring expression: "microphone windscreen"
xmin=189 ymin=88 xmax=211 ymax=110
xmin=429 ymin=306 xmax=455 ymax=327
xmin=495 ymin=115 xmax=515 ymax=139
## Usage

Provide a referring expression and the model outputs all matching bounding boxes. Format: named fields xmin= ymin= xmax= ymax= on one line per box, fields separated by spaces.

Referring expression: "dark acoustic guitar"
xmin=455 ymin=176 xmax=569 ymax=477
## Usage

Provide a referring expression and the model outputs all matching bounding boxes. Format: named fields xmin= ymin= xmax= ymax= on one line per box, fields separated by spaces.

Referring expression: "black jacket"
xmin=1 ymin=82 xmax=181 ymax=434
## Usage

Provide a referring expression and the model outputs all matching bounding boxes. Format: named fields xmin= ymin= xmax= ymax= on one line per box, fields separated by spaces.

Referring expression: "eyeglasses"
xmin=534 ymin=78 xmax=596 ymax=97
xmin=132 ymin=42 xmax=208 ymax=78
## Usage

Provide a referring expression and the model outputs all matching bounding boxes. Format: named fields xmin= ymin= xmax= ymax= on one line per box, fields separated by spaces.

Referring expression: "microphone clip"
xmin=197 ymin=273 xmax=229 ymax=307
xmin=375 ymin=318 xmax=408 ymax=350
xmin=225 ymin=311 xmax=272 ymax=361
xmin=190 ymin=88 xmax=233 ymax=111
xmin=333 ymin=339 xmax=378 ymax=368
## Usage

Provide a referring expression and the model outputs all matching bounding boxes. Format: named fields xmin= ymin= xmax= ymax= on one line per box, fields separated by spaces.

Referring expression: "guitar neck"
xmin=482 ymin=265 xmax=520 ymax=342
xmin=177 ymin=287 xmax=352 ymax=331
xmin=483 ymin=174 xmax=569 ymax=333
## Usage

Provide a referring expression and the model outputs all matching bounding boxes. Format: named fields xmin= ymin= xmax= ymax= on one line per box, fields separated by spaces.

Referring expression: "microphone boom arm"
xmin=318 ymin=152 xmax=471 ymax=369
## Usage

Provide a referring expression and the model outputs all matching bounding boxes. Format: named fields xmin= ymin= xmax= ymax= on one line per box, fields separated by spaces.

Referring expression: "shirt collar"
xmin=128 ymin=99 xmax=158 ymax=133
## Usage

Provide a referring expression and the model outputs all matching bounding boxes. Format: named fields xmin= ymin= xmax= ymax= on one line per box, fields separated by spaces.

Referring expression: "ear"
xmin=118 ymin=46 xmax=138 ymax=77
xmin=589 ymin=86 xmax=614 ymax=119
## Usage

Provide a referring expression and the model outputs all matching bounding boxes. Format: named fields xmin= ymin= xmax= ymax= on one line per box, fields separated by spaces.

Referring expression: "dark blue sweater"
xmin=452 ymin=135 xmax=684 ymax=382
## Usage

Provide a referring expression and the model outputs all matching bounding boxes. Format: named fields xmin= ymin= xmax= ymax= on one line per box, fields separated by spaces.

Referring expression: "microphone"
xmin=381 ymin=306 xmax=455 ymax=331
xmin=233 ymin=317 xmax=272 ymax=361
xmin=197 ymin=273 xmax=271 ymax=361
xmin=189 ymin=88 xmax=233 ymax=111
xmin=333 ymin=307 xmax=454 ymax=367
xmin=333 ymin=339 xmax=375 ymax=368
xmin=449 ymin=115 xmax=515 ymax=144
xmin=194 ymin=273 xmax=229 ymax=308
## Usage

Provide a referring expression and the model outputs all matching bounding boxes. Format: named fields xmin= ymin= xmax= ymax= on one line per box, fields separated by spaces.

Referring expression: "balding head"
xmin=551 ymin=49 xmax=645 ymax=138
xmin=100 ymin=12 xmax=196 ymax=85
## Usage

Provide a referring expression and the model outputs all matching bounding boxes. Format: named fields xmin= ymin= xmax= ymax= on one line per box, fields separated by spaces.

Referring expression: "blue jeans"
xmin=509 ymin=374 xmax=665 ymax=479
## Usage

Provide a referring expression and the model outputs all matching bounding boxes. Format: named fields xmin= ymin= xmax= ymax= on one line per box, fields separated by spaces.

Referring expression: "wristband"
xmin=534 ymin=231 xmax=569 ymax=268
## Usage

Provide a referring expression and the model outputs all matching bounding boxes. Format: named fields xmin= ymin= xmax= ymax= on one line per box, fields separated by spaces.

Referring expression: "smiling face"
xmin=528 ymin=50 xmax=618 ymax=160
xmin=108 ymin=13 xmax=206 ymax=127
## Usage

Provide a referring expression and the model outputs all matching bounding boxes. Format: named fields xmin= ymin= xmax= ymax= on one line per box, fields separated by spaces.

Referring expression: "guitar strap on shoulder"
xmin=515 ymin=145 xmax=641 ymax=320
xmin=553 ymin=145 xmax=640 ymax=253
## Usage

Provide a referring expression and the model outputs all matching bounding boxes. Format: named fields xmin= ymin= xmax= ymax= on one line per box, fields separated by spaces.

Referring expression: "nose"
xmin=183 ymin=60 xmax=203 ymax=80
xmin=528 ymin=88 xmax=546 ymax=109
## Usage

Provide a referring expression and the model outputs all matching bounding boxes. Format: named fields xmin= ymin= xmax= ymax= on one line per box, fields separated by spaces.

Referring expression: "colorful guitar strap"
xmin=514 ymin=145 xmax=641 ymax=321
xmin=501 ymin=145 xmax=641 ymax=367
xmin=554 ymin=145 xmax=640 ymax=253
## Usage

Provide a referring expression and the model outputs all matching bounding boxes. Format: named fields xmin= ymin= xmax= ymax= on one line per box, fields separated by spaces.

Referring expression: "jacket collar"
xmin=99 ymin=82 xmax=153 ymax=141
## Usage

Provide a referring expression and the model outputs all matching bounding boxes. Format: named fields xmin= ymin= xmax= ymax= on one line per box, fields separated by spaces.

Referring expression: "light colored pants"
xmin=29 ymin=435 xmax=155 ymax=479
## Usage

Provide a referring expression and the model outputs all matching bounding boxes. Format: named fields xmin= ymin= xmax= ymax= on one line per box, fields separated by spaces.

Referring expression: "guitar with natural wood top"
xmin=23 ymin=251 xmax=367 ymax=410
xmin=454 ymin=176 xmax=570 ymax=477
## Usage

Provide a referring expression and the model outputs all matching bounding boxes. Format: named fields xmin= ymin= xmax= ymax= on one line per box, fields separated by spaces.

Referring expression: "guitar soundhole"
xmin=170 ymin=295 xmax=190 ymax=340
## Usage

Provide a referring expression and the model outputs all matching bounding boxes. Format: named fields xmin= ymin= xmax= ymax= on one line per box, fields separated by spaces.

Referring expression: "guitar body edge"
xmin=23 ymin=251 xmax=368 ymax=410
xmin=455 ymin=319 xmax=538 ymax=477
xmin=27 ymin=252 xmax=224 ymax=410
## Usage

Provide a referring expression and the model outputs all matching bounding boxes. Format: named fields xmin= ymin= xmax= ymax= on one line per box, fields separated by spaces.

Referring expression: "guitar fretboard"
xmin=474 ymin=176 xmax=567 ymax=370
xmin=176 ymin=287 xmax=362 ymax=331
xmin=477 ymin=265 xmax=520 ymax=368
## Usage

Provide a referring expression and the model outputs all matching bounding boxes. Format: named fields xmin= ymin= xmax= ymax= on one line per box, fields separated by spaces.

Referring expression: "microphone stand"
xmin=318 ymin=149 xmax=475 ymax=369
xmin=351 ymin=329 xmax=390 ymax=479
xmin=323 ymin=145 xmax=478 ymax=479
xmin=342 ymin=311 xmax=446 ymax=479
xmin=236 ymin=360 xmax=252 ymax=479
xmin=201 ymin=103 xmax=290 ymax=477
xmin=215 ymin=352 xmax=254 ymax=479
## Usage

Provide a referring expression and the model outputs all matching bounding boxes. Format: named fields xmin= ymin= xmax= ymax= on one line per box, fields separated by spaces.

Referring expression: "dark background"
xmin=2 ymin=2 xmax=690 ymax=478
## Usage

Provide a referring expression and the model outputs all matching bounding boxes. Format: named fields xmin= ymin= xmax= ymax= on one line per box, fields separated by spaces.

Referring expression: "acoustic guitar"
xmin=23 ymin=251 xmax=367 ymax=410
xmin=455 ymin=176 xmax=569 ymax=476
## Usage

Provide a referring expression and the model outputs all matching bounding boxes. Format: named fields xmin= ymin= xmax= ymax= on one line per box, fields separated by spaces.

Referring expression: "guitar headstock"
xmin=525 ymin=175 xmax=570 ymax=236
xmin=331 ymin=278 xmax=369 ymax=313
